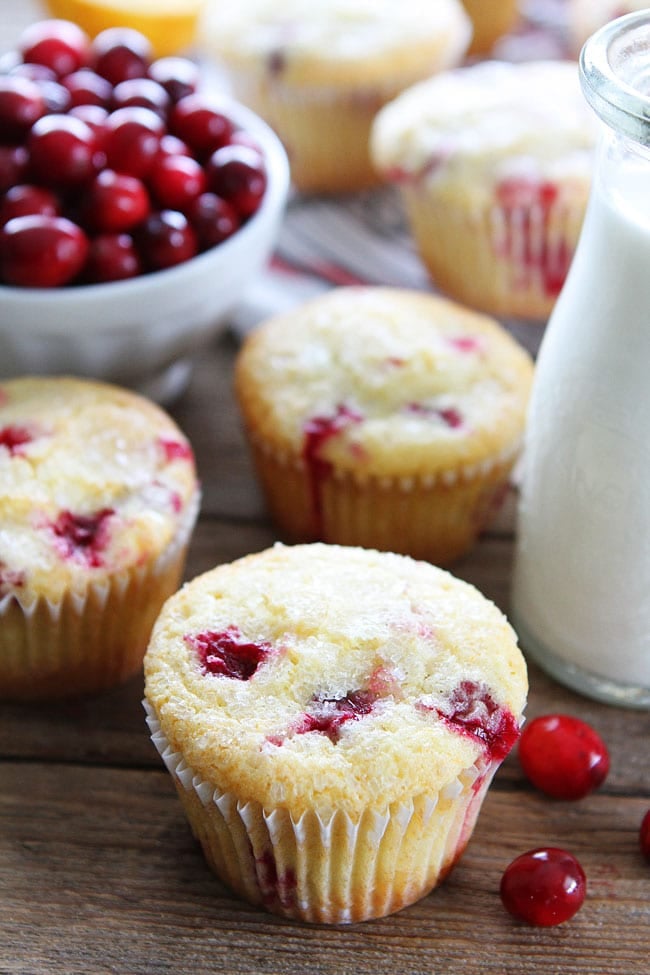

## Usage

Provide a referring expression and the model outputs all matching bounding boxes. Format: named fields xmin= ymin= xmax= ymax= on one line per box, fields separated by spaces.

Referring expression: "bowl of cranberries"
xmin=0 ymin=19 xmax=290 ymax=399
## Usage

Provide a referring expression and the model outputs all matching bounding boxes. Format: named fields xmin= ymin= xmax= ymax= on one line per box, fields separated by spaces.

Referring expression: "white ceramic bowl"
xmin=0 ymin=99 xmax=290 ymax=402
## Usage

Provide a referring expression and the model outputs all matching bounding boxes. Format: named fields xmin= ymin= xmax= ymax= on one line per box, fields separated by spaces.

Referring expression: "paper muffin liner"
xmin=0 ymin=490 xmax=200 ymax=701
xmin=144 ymin=700 xmax=500 ymax=924
xmin=245 ymin=432 xmax=520 ymax=565
xmin=398 ymin=184 xmax=588 ymax=321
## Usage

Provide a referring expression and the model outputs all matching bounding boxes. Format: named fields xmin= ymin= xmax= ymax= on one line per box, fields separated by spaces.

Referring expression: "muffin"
xmin=234 ymin=286 xmax=534 ymax=565
xmin=568 ymin=0 xmax=647 ymax=52
xmin=0 ymin=376 xmax=200 ymax=700
xmin=461 ymin=0 xmax=520 ymax=54
xmin=199 ymin=0 xmax=472 ymax=193
xmin=371 ymin=60 xmax=598 ymax=321
xmin=144 ymin=541 xmax=528 ymax=923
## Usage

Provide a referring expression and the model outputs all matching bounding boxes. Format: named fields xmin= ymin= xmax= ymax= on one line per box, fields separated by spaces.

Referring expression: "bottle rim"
xmin=580 ymin=9 xmax=650 ymax=144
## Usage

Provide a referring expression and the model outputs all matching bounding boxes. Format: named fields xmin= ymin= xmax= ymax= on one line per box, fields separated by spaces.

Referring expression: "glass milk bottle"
xmin=511 ymin=10 xmax=650 ymax=707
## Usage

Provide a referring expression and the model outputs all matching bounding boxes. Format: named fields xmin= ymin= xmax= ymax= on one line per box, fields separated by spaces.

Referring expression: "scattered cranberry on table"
xmin=517 ymin=713 xmax=610 ymax=800
xmin=0 ymin=18 xmax=268 ymax=288
xmin=500 ymin=847 xmax=587 ymax=927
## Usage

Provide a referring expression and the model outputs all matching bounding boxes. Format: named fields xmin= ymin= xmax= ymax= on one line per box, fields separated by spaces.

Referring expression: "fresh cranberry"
xmin=153 ymin=133 xmax=191 ymax=164
xmin=639 ymin=810 xmax=650 ymax=861
xmin=9 ymin=62 xmax=57 ymax=83
xmin=424 ymin=679 xmax=520 ymax=762
xmin=0 ymin=76 xmax=46 ymax=142
xmin=186 ymin=625 xmax=271 ymax=680
xmin=148 ymin=154 xmax=206 ymax=210
xmin=112 ymin=77 xmax=170 ymax=117
xmin=37 ymin=78 xmax=72 ymax=114
xmin=0 ymin=184 xmax=60 ymax=226
xmin=62 ymin=68 xmax=113 ymax=108
xmin=85 ymin=232 xmax=141 ymax=282
xmin=28 ymin=114 xmax=103 ymax=185
xmin=68 ymin=103 xmax=109 ymax=143
xmin=500 ymin=848 xmax=587 ymax=926
xmin=91 ymin=27 xmax=152 ymax=86
xmin=147 ymin=57 xmax=198 ymax=103
xmin=136 ymin=209 xmax=197 ymax=270
xmin=185 ymin=192 xmax=239 ymax=249
xmin=206 ymin=144 xmax=267 ymax=217
xmin=104 ymin=106 xmax=163 ymax=178
xmin=0 ymin=214 xmax=88 ymax=287
xmin=297 ymin=690 xmax=376 ymax=743
xmin=51 ymin=507 xmax=114 ymax=566
xmin=19 ymin=19 xmax=90 ymax=77
xmin=0 ymin=424 xmax=33 ymax=454
xmin=169 ymin=95 xmax=234 ymax=155
xmin=0 ymin=146 xmax=28 ymax=192
xmin=518 ymin=714 xmax=610 ymax=800
xmin=80 ymin=169 xmax=149 ymax=232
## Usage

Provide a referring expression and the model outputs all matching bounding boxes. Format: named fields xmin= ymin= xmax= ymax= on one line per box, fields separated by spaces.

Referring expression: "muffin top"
xmin=144 ymin=542 xmax=528 ymax=816
xmin=235 ymin=286 xmax=534 ymax=480
xmin=0 ymin=376 xmax=199 ymax=603
xmin=371 ymin=60 xmax=598 ymax=206
xmin=201 ymin=0 xmax=472 ymax=86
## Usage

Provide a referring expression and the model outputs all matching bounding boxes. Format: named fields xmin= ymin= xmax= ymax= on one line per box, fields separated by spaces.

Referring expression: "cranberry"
xmin=148 ymin=57 xmax=198 ymax=103
xmin=154 ymin=133 xmax=191 ymax=163
xmin=0 ymin=184 xmax=60 ymax=226
xmin=426 ymin=679 xmax=520 ymax=762
xmin=303 ymin=404 xmax=363 ymax=533
xmin=0 ymin=424 xmax=33 ymax=454
xmin=0 ymin=214 xmax=89 ymax=287
xmin=51 ymin=507 xmax=114 ymax=566
xmin=0 ymin=76 xmax=46 ymax=142
xmin=136 ymin=209 xmax=197 ymax=271
xmin=86 ymin=232 xmax=141 ymax=282
xmin=186 ymin=626 xmax=271 ymax=680
xmin=92 ymin=27 xmax=152 ymax=86
xmin=104 ymin=106 xmax=163 ymax=178
xmin=112 ymin=78 xmax=170 ymax=117
xmin=148 ymin=154 xmax=206 ymax=210
xmin=185 ymin=192 xmax=239 ymax=249
xmin=206 ymin=144 xmax=267 ymax=217
xmin=518 ymin=714 xmax=610 ymax=800
xmin=297 ymin=690 xmax=376 ymax=743
xmin=29 ymin=114 xmax=103 ymax=185
xmin=159 ymin=437 xmax=193 ymax=462
xmin=62 ymin=69 xmax=113 ymax=108
xmin=80 ymin=169 xmax=149 ymax=232
xmin=19 ymin=19 xmax=90 ymax=77
xmin=169 ymin=95 xmax=234 ymax=155
xmin=0 ymin=146 xmax=28 ymax=192
xmin=69 ymin=103 xmax=109 ymax=143
xmin=37 ymin=79 xmax=72 ymax=114
xmin=640 ymin=810 xmax=650 ymax=861
xmin=9 ymin=63 xmax=57 ymax=83
xmin=500 ymin=848 xmax=587 ymax=926
xmin=406 ymin=402 xmax=464 ymax=428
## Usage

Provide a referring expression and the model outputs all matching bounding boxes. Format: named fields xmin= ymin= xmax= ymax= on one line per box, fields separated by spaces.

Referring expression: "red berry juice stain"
xmin=293 ymin=689 xmax=377 ymax=744
xmin=447 ymin=335 xmax=482 ymax=354
xmin=302 ymin=403 xmax=363 ymax=536
xmin=159 ymin=437 xmax=194 ymax=463
xmin=186 ymin=625 xmax=271 ymax=680
xmin=0 ymin=562 xmax=26 ymax=595
xmin=405 ymin=402 xmax=464 ymax=429
xmin=0 ymin=424 xmax=34 ymax=455
xmin=422 ymin=679 xmax=519 ymax=762
xmin=255 ymin=850 xmax=297 ymax=909
xmin=51 ymin=508 xmax=115 ymax=567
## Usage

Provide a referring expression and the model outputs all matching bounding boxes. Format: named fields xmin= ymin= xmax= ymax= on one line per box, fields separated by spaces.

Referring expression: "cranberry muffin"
xmin=0 ymin=376 xmax=200 ymax=699
xmin=371 ymin=60 xmax=598 ymax=321
xmin=234 ymin=286 xmax=533 ymax=565
xmin=144 ymin=542 xmax=528 ymax=923
xmin=200 ymin=0 xmax=471 ymax=193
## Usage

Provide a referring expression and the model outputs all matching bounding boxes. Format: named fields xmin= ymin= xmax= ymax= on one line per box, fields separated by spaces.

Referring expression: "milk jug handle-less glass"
xmin=511 ymin=10 xmax=650 ymax=708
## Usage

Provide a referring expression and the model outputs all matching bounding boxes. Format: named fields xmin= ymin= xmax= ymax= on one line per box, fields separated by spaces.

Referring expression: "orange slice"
xmin=41 ymin=0 xmax=204 ymax=57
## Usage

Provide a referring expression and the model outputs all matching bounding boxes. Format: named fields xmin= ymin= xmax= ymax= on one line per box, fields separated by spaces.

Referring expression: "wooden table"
xmin=2 ymin=333 xmax=650 ymax=975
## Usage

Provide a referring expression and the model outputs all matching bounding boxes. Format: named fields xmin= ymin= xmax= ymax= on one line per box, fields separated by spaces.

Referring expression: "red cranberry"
xmin=427 ymin=679 xmax=520 ymax=762
xmin=500 ymin=848 xmax=587 ymax=926
xmin=136 ymin=209 xmax=197 ymax=270
xmin=36 ymin=79 xmax=72 ymax=114
xmin=104 ymin=106 xmax=163 ymax=178
xmin=19 ymin=19 xmax=90 ymax=77
xmin=62 ymin=68 xmax=113 ymax=108
xmin=0 ymin=146 xmax=29 ymax=192
xmin=69 ymin=103 xmax=109 ymax=143
xmin=518 ymin=714 xmax=610 ymax=800
xmin=51 ymin=507 xmax=114 ymax=566
xmin=186 ymin=626 xmax=271 ymax=680
xmin=147 ymin=57 xmax=199 ymax=103
xmin=206 ymin=144 xmax=267 ymax=217
xmin=154 ymin=133 xmax=191 ymax=163
xmin=640 ymin=810 xmax=650 ymax=861
xmin=0 ymin=214 xmax=89 ymax=287
xmin=185 ymin=192 xmax=239 ymax=249
xmin=0 ymin=184 xmax=60 ymax=225
xmin=86 ymin=232 xmax=141 ymax=282
xmin=169 ymin=95 xmax=234 ymax=155
xmin=92 ymin=27 xmax=152 ymax=86
xmin=81 ymin=169 xmax=150 ymax=232
xmin=0 ymin=424 xmax=34 ymax=454
xmin=148 ymin=154 xmax=206 ymax=210
xmin=112 ymin=77 xmax=170 ymax=117
xmin=29 ymin=114 xmax=104 ymax=185
xmin=298 ymin=690 xmax=376 ymax=743
xmin=0 ymin=76 xmax=46 ymax=142
xmin=9 ymin=62 xmax=57 ymax=83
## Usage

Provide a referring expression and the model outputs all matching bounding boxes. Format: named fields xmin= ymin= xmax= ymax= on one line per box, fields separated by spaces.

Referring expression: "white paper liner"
xmin=144 ymin=700 xmax=499 ymax=924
